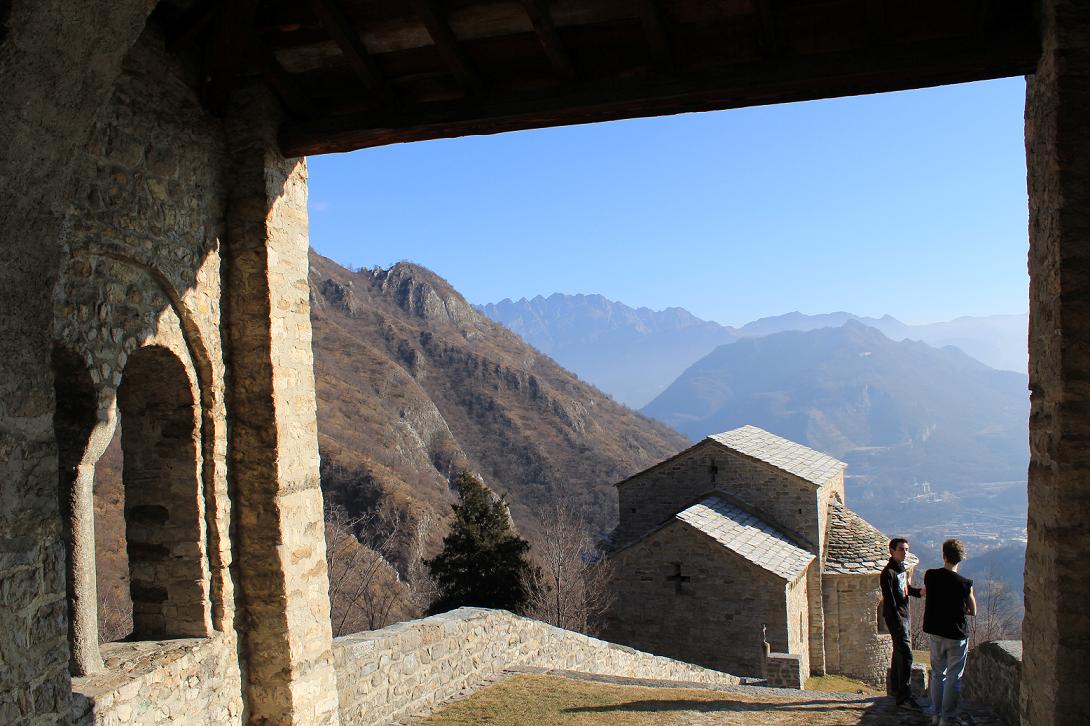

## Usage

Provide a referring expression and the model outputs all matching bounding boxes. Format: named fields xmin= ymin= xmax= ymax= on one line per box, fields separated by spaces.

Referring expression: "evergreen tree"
xmin=425 ymin=473 xmax=535 ymax=614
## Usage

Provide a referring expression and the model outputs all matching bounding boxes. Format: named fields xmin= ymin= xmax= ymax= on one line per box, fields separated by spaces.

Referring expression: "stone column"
xmin=225 ymin=87 xmax=341 ymax=725
xmin=0 ymin=1 xmax=150 ymax=722
xmin=1023 ymin=1 xmax=1090 ymax=724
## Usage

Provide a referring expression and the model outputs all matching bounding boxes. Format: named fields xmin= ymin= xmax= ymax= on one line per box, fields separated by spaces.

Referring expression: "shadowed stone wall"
xmin=964 ymin=641 xmax=1021 ymax=726
xmin=334 ymin=607 xmax=741 ymax=726
xmin=1024 ymin=1 xmax=1090 ymax=724
xmin=0 ymin=1 xmax=154 ymax=720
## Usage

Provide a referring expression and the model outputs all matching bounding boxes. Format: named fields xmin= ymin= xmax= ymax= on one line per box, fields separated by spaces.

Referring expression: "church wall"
xmin=603 ymin=522 xmax=793 ymax=678
xmin=617 ymin=442 xmax=824 ymax=552
xmin=785 ymin=569 xmax=811 ymax=679
xmin=51 ymin=26 xmax=244 ymax=720
xmin=0 ymin=1 xmax=153 ymax=721
xmin=821 ymin=573 xmax=891 ymax=686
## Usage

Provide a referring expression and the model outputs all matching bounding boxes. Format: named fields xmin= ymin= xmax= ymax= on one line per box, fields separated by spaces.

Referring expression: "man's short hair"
xmin=889 ymin=537 xmax=908 ymax=554
xmin=942 ymin=539 xmax=966 ymax=564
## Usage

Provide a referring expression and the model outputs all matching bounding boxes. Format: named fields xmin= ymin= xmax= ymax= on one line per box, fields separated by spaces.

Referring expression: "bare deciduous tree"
xmin=968 ymin=570 xmax=1021 ymax=647
xmin=525 ymin=496 xmax=613 ymax=635
xmin=325 ymin=503 xmax=417 ymax=636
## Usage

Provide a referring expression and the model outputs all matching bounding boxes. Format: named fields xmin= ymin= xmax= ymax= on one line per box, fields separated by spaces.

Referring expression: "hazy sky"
xmin=307 ymin=76 xmax=1029 ymax=327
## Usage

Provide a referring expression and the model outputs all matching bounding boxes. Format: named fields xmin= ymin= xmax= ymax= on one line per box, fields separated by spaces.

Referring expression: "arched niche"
xmin=117 ymin=344 xmax=211 ymax=639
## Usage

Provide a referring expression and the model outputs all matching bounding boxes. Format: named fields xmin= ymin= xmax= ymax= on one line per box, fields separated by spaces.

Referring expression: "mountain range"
xmin=481 ymin=295 xmax=1027 ymax=408
xmin=641 ymin=321 xmax=1029 ymax=534
xmin=308 ymin=253 xmax=687 ymax=563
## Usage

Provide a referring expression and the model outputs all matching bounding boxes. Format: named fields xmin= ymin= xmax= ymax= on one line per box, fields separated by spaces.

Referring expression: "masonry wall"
xmin=0 ymin=1 xmax=153 ymax=721
xmin=616 ymin=442 xmax=825 ymax=552
xmin=49 ymin=22 xmax=245 ymax=720
xmin=963 ymin=641 xmax=1021 ymax=726
xmin=821 ymin=573 xmax=890 ymax=685
xmin=785 ymin=568 xmax=810 ymax=679
xmin=334 ymin=607 xmax=740 ymax=726
xmin=603 ymin=522 xmax=792 ymax=678
xmin=1023 ymin=1 xmax=1090 ymax=724
xmin=70 ymin=635 xmax=242 ymax=725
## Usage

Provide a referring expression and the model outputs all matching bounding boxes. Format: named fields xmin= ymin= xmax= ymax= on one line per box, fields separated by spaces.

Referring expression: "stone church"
xmin=603 ymin=425 xmax=915 ymax=685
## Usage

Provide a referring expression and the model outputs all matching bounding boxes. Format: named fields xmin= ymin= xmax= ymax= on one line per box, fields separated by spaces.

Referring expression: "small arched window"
xmin=117 ymin=345 xmax=211 ymax=639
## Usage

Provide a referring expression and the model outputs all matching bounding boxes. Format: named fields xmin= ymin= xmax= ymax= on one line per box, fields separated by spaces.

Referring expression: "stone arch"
xmin=52 ymin=344 xmax=104 ymax=674
xmin=117 ymin=344 xmax=212 ymax=639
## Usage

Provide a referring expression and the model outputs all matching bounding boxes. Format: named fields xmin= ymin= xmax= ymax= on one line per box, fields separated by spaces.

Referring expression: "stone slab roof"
xmin=676 ymin=496 xmax=814 ymax=581
xmin=825 ymin=501 xmax=919 ymax=574
xmin=707 ymin=425 xmax=847 ymax=487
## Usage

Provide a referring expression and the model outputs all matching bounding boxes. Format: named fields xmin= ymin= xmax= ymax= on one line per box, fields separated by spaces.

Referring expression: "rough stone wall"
xmin=70 ymin=635 xmax=242 ymax=725
xmin=603 ymin=521 xmax=792 ymax=678
xmin=821 ymin=573 xmax=891 ymax=685
xmin=0 ymin=1 xmax=153 ymax=721
xmin=764 ymin=653 xmax=804 ymax=689
xmin=963 ymin=641 xmax=1021 ymax=726
xmin=52 ymin=21 xmax=232 ymax=657
xmin=785 ymin=569 xmax=810 ymax=679
xmin=334 ymin=607 xmax=740 ymax=726
xmin=1024 ymin=1 xmax=1090 ymax=724
xmin=223 ymin=87 xmax=340 ymax=725
xmin=616 ymin=442 xmax=824 ymax=552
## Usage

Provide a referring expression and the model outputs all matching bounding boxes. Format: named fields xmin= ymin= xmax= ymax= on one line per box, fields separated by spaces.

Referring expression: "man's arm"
xmin=966 ymin=586 xmax=977 ymax=616
xmin=909 ymin=583 xmax=922 ymax=598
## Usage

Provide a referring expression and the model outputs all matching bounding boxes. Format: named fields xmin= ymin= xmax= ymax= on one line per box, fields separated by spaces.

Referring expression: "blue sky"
xmin=307 ymin=77 xmax=1028 ymax=327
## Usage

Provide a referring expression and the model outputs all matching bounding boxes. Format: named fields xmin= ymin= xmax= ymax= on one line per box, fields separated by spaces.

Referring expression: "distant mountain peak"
xmin=363 ymin=261 xmax=477 ymax=326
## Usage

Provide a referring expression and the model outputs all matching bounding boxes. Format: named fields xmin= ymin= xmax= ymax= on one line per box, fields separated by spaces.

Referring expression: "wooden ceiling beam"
xmin=166 ymin=0 xmax=217 ymax=53
xmin=204 ymin=0 xmax=262 ymax=114
xmin=754 ymin=0 xmax=779 ymax=57
xmin=410 ymin=0 xmax=484 ymax=94
xmin=639 ymin=0 xmax=673 ymax=70
xmin=280 ymin=31 xmax=1040 ymax=156
xmin=254 ymin=40 xmax=317 ymax=120
xmin=309 ymin=0 xmax=392 ymax=102
xmin=521 ymin=0 xmax=577 ymax=81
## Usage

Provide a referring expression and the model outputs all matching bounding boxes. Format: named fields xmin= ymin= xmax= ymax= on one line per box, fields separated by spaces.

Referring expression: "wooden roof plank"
xmin=309 ymin=0 xmax=393 ymax=101
xmin=204 ymin=0 xmax=262 ymax=114
xmin=410 ymin=0 xmax=484 ymax=94
xmin=639 ymin=0 xmax=673 ymax=70
xmin=521 ymin=0 xmax=577 ymax=81
xmin=255 ymin=40 xmax=318 ymax=120
xmin=754 ymin=0 xmax=779 ymax=57
xmin=280 ymin=30 xmax=1039 ymax=156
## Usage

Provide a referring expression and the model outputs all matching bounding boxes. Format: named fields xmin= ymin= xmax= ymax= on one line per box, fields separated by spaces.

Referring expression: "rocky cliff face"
xmin=309 ymin=252 xmax=688 ymax=564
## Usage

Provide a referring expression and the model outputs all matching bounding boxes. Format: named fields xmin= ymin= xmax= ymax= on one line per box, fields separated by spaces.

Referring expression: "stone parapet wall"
xmin=70 ymin=634 xmax=243 ymax=725
xmin=333 ymin=607 xmax=740 ymax=726
xmin=764 ymin=653 xmax=804 ymax=689
xmin=963 ymin=641 xmax=1021 ymax=726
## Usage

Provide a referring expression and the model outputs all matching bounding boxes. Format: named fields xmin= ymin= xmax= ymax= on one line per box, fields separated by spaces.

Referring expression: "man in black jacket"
xmin=881 ymin=537 xmax=923 ymax=708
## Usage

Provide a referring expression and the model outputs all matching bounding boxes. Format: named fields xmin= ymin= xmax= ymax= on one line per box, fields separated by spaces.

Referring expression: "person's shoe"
xmin=898 ymin=696 xmax=923 ymax=710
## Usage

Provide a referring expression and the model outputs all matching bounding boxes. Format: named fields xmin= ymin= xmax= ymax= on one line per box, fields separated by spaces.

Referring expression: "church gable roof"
xmin=707 ymin=425 xmax=847 ymax=487
xmin=676 ymin=496 xmax=814 ymax=581
xmin=825 ymin=500 xmax=919 ymax=574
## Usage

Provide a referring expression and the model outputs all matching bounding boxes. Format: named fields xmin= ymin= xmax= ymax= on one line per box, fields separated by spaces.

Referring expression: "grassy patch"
xmin=421 ymin=673 xmax=872 ymax=726
xmin=804 ymin=673 xmax=876 ymax=695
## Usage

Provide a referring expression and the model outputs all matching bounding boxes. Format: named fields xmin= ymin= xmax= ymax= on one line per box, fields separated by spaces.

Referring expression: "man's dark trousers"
xmin=886 ymin=615 xmax=913 ymax=701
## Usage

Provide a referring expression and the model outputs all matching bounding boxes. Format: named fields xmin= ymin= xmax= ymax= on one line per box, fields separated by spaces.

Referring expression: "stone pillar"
xmin=0 ymin=1 xmax=150 ymax=722
xmin=1023 ymin=1 xmax=1090 ymax=724
xmin=225 ymin=87 xmax=341 ymax=725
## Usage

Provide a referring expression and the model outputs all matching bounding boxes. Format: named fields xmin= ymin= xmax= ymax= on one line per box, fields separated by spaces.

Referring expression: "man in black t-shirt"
xmin=923 ymin=538 xmax=977 ymax=726
xmin=880 ymin=537 xmax=923 ymax=709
